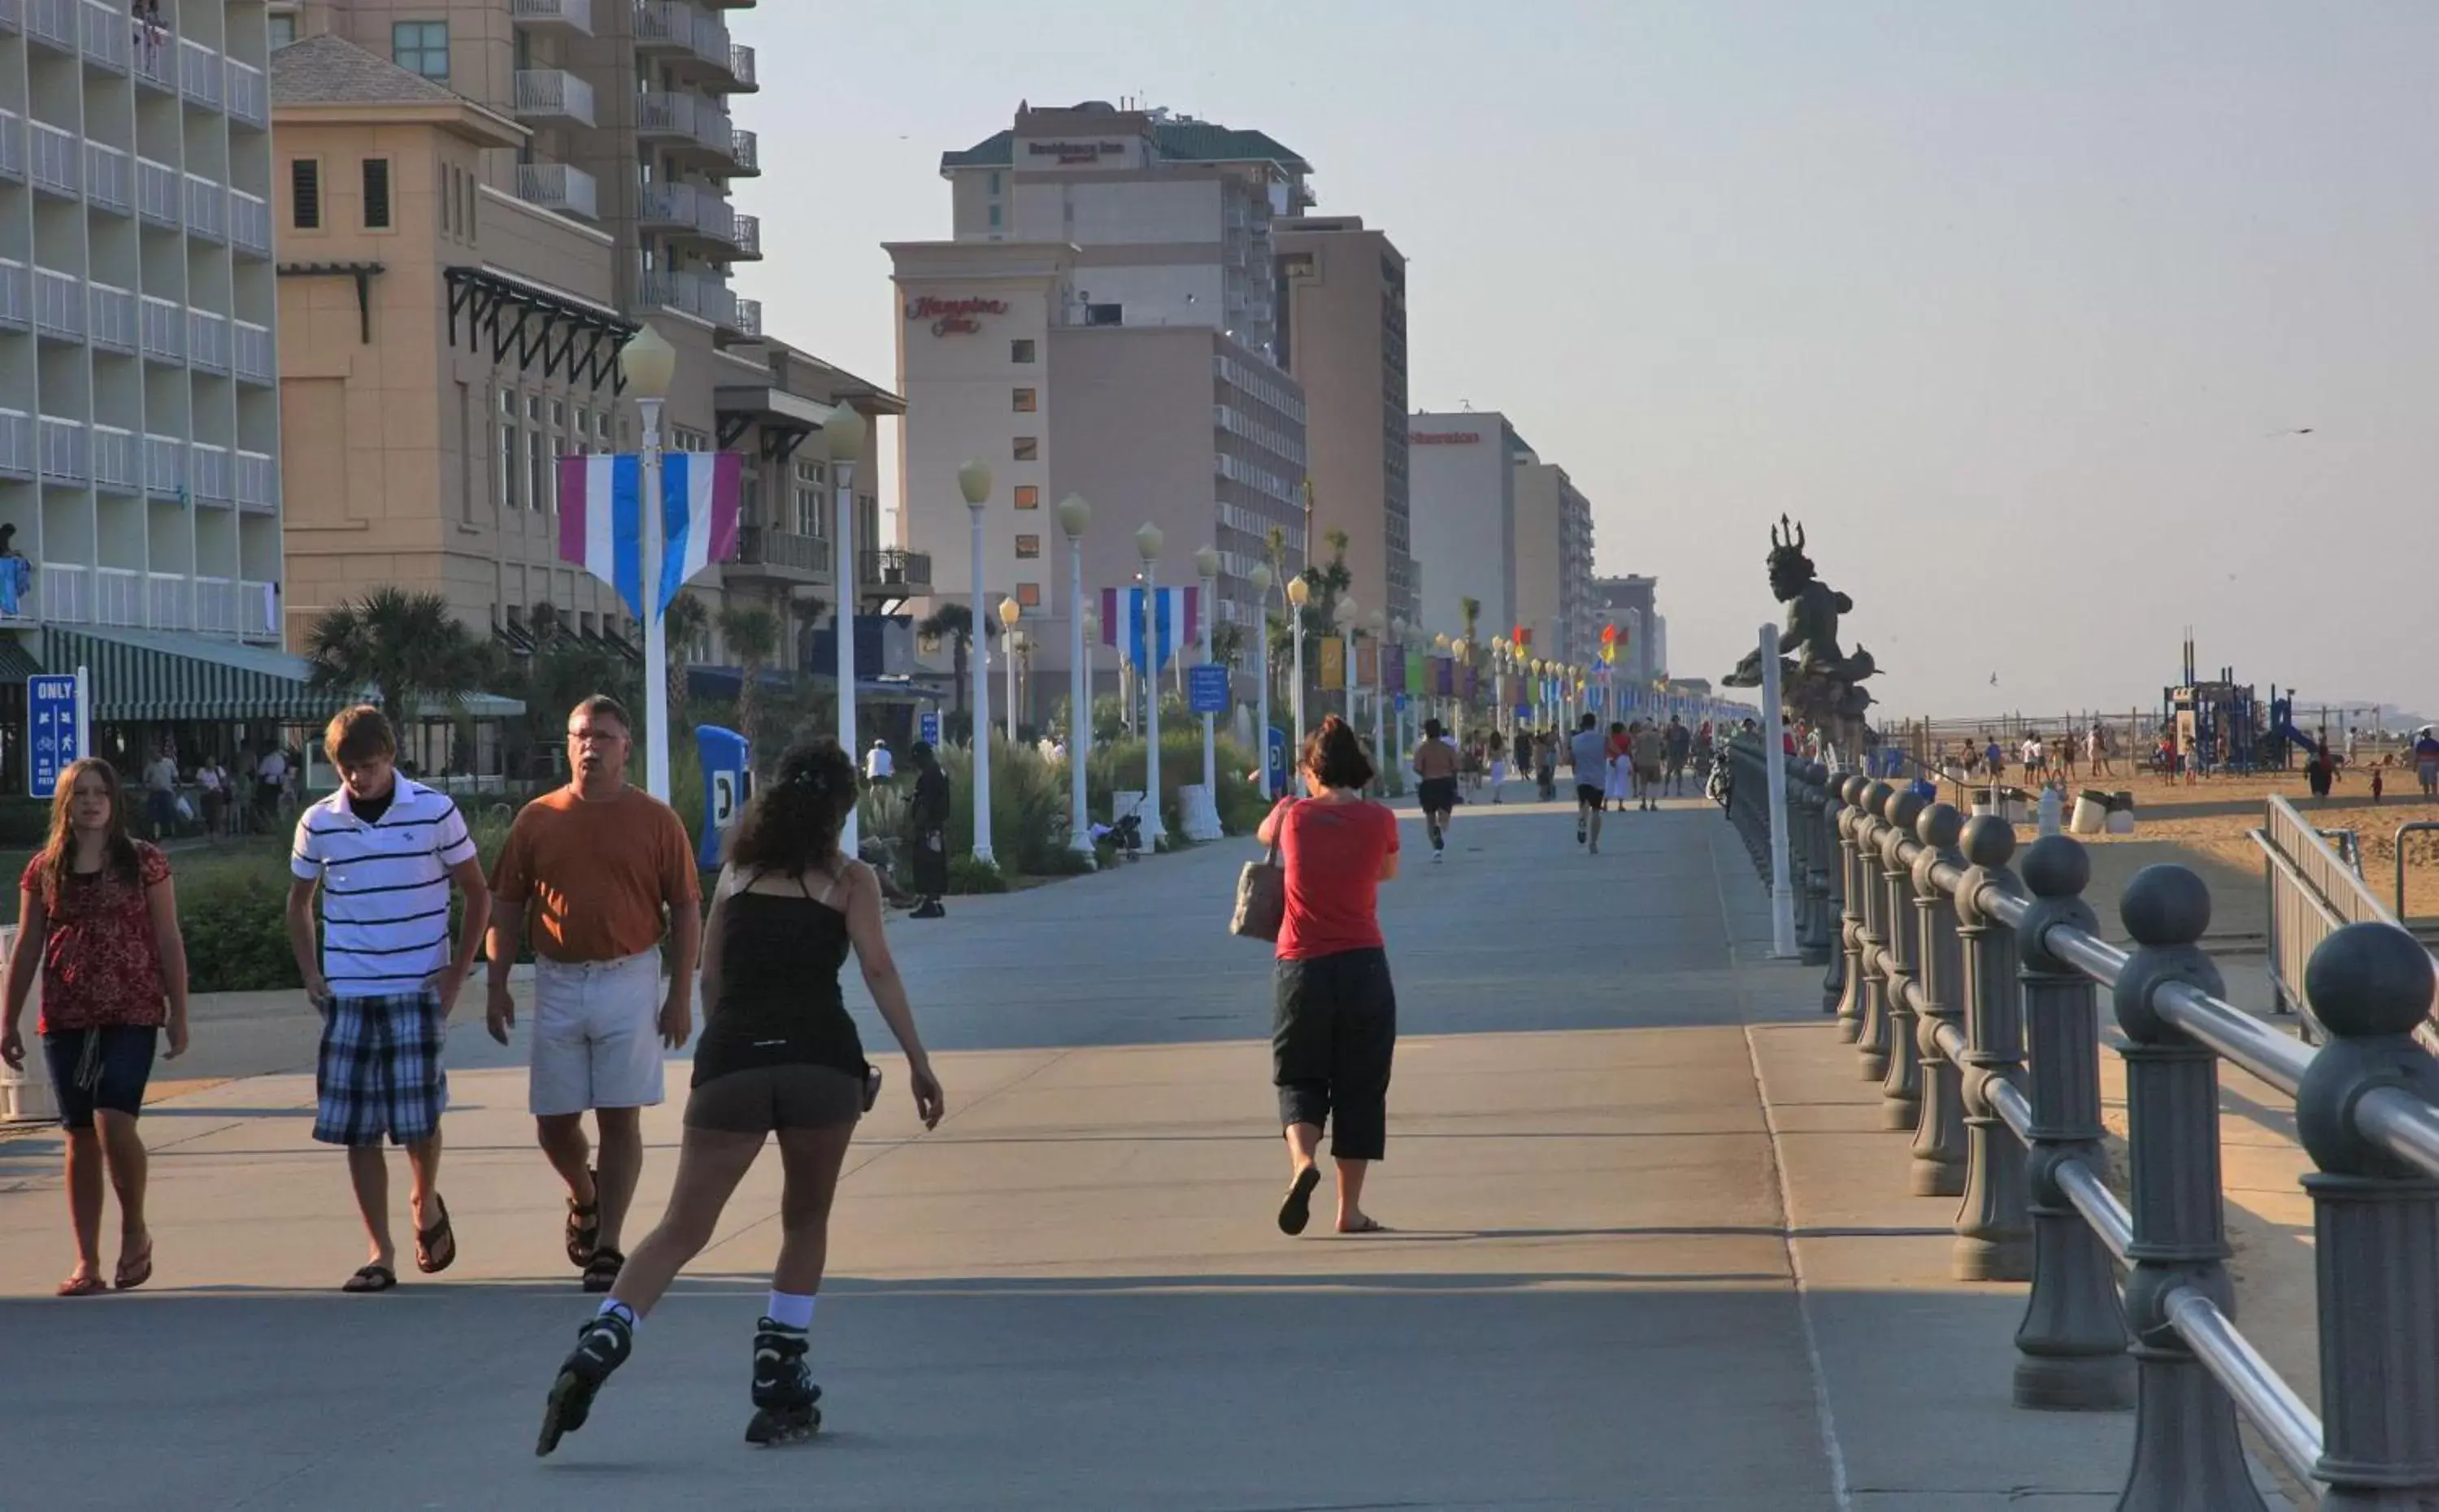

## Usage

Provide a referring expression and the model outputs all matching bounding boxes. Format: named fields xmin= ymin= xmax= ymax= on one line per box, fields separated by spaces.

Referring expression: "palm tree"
xmin=663 ymin=591 xmax=709 ymax=721
xmin=305 ymin=586 xmax=490 ymax=718
xmin=717 ymin=603 xmax=782 ymax=749
xmin=916 ymin=602 xmax=976 ymax=717
xmin=1210 ymin=621 xmax=1245 ymax=672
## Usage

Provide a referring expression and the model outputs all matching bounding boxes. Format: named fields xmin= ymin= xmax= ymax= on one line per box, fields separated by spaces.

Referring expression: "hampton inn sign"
xmin=905 ymin=295 xmax=1007 ymax=336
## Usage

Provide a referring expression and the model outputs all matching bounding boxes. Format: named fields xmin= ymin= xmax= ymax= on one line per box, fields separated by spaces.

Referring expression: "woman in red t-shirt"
xmin=1255 ymin=715 xmax=1401 ymax=1236
xmin=0 ymin=758 xmax=190 ymax=1296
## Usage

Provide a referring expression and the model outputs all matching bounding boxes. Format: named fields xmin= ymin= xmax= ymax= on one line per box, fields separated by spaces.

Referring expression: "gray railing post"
xmin=2294 ymin=923 xmax=2439 ymax=1509
xmin=2111 ymin=864 xmax=2267 ymax=1511
xmin=2011 ymin=834 xmax=2134 ymax=1410
xmin=1879 ymin=789 xmax=1927 ymax=1130
xmin=1953 ymin=812 xmax=2032 ymax=1282
xmin=1833 ymin=774 xmax=1866 ymax=1036
xmin=1907 ymin=801 xmax=1968 ymax=1197
xmin=1854 ymin=780 xmax=1895 ymax=1080
xmin=1821 ymin=766 xmax=1850 ymax=1013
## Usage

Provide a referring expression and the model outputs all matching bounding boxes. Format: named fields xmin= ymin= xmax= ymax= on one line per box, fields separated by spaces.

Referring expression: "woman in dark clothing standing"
xmin=1259 ymin=715 xmax=1401 ymax=1237
xmin=538 ymin=740 xmax=946 ymax=1455
xmin=905 ymin=741 xmax=950 ymax=919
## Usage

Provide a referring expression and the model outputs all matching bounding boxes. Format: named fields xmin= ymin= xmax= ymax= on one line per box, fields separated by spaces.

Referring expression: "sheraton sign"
xmin=905 ymin=295 xmax=1007 ymax=336
xmin=1026 ymin=139 xmax=1125 ymax=165
xmin=1410 ymin=431 xmax=1481 ymax=445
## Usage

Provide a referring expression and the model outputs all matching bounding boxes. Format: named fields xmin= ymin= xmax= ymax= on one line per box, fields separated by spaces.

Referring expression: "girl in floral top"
xmin=1 ymin=758 xmax=190 ymax=1296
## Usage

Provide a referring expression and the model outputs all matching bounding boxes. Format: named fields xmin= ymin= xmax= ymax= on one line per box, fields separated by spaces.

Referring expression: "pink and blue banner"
xmin=557 ymin=451 xmax=744 ymax=620
xmin=1100 ymin=586 xmax=1200 ymax=673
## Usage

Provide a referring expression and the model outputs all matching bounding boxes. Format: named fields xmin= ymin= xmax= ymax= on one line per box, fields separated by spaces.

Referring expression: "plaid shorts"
xmin=313 ymin=991 xmax=449 ymax=1147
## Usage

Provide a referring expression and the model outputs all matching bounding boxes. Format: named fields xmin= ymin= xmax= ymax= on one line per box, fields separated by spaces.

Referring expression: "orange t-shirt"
xmin=489 ymin=785 xmax=701 ymax=962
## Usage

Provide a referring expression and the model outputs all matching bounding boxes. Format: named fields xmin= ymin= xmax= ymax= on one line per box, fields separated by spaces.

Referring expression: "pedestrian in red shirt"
xmin=1257 ymin=715 xmax=1401 ymax=1237
xmin=1 ymin=758 xmax=191 ymax=1296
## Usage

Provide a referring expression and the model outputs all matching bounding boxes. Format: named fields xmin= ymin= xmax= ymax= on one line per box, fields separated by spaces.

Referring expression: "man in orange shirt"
xmin=488 ymin=695 xmax=702 ymax=1293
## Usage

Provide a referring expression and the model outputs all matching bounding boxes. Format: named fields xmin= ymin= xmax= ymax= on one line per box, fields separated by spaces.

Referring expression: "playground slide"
xmin=2270 ymin=720 xmax=2325 ymax=763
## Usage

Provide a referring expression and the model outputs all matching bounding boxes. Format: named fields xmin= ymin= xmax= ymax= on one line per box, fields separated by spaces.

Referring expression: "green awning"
xmin=406 ymin=691 xmax=526 ymax=719
xmin=40 ymin=625 xmax=356 ymax=723
xmin=0 ymin=633 xmax=43 ymax=683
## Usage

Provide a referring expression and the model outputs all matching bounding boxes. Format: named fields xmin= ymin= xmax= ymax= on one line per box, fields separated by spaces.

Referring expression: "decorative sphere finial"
xmin=2020 ymin=836 xmax=2090 ymax=899
xmin=2120 ymin=864 xmax=2211 ymax=947
xmin=1962 ymin=815 xmax=2016 ymax=870
xmin=2302 ymin=923 xmax=2437 ymax=1040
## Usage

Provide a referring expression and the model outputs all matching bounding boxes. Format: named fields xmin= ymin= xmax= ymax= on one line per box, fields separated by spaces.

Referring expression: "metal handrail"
xmin=2402 ymin=822 xmax=2439 ymax=919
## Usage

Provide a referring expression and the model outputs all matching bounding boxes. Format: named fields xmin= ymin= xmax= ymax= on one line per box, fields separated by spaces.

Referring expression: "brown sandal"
xmin=56 ymin=1272 xmax=106 ymax=1297
xmin=415 ymin=1195 xmax=456 ymax=1275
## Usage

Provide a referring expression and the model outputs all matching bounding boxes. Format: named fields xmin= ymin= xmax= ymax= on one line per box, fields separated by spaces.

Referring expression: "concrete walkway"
xmin=0 ymin=794 xmax=2268 ymax=1510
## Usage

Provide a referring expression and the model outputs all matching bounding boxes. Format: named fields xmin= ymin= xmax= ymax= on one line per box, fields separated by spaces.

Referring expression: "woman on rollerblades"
xmin=537 ymin=739 xmax=945 ymax=1455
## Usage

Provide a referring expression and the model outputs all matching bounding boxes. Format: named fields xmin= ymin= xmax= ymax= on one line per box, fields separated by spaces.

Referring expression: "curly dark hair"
xmin=1302 ymin=714 xmax=1375 ymax=791
xmin=725 ymin=739 xmax=860 ymax=877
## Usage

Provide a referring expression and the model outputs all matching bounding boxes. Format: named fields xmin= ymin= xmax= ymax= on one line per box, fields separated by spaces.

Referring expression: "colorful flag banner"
xmin=1383 ymin=645 xmax=1407 ymax=696
xmin=1319 ymin=636 xmax=1346 ymax=691
xmin=557 ymin=451 xmax=745 ymax=620
xmin=1098 ymin=586 xmax=1201 ymax=673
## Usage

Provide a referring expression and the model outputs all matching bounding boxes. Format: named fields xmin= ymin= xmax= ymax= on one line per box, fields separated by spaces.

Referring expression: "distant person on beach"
xmin=2415 ymin=728 xmax=2439 ymax=797
xmin=1485 ymin=729 xmax=1507 ymax=803
xmin=1411 ymin=719 xmax=1460 ymax=863
xmin=2088 ymin=723 xmax=2111 ymax=779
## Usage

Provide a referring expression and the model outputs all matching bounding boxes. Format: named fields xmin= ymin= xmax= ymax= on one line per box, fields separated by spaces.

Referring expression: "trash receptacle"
xmin=2070 ymin=789 xmax=2110 ymax=836
xmin=0 ymin=924 xmax=54 ymax=1125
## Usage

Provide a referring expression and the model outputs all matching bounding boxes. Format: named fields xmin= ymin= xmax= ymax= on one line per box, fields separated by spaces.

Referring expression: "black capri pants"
xmin=1272 ymin=946 xmax=1398 ymax=1161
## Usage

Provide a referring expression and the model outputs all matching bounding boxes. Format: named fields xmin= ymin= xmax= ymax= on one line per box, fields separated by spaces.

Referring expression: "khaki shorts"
xmin=529 ymin=950 xmax=665 ymax=1116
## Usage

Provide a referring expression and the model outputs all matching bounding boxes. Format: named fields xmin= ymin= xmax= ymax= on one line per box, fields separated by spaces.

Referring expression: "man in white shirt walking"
xmin=864 ymin=738 xmax=893 ymax=784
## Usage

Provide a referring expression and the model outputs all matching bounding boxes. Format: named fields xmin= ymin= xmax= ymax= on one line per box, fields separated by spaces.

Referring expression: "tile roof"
xmin=941 ymin=121 xmax=1310 ymax=175
xmin=270 ymin=33 xmax=470 ymax=108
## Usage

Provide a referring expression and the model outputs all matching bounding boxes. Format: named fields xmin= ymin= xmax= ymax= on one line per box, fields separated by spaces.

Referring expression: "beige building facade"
xmin=1511 ymin=453 xmax=1595 ymax=667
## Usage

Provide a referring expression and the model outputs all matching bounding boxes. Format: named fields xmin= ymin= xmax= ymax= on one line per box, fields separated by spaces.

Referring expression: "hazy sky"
xmin=738 ymin=1 xmax=2437 ymax=719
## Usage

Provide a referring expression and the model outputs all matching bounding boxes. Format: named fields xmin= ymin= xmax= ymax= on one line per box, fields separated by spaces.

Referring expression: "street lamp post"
xmin=1193 ymin=545 xmax=1220 ymax=823
xmin=1367 ymin=608 xmax=1386 ymax=788
xmin=1333 ymin=594 xmax=1359 ymax=740
xmin=1286 ymin=575 xmax=1311 ymax=754
xmin=998 ymin=597 xmax=1021 ymax=745
xmin=1059 ymin=495 xmax=1093 ymax=860
xmin=959 ymin=461 xmax=993 ymax=866
xmin=1391 ymin=615 xmax=1410 ymax=773
xmin=617 ymin=326 xmax=677 ymax=802
xmin=1248 ymin=563 xmax=1274 ymax=797
xmin=1136 ymin=524 xmax=1166 ymax=845
xmin=828 ymin=403 xmax=867 ymax=855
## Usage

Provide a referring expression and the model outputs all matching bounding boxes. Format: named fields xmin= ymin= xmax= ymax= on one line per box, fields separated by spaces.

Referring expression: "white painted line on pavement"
xmin=1745 ymin=1022 xmax=1855 ymax=1512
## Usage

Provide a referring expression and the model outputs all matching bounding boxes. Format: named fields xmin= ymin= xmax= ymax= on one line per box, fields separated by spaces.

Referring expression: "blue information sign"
xmin=28 ymin=672 xmax=80 ymax=799
xmin=693 ymin=724 xmax=749 ymax=871
xmin=918 ymin=710 xmax=941 ymax=747
xmin=1393 ymin=692 xmax=1407 ymax=712
xmin=1187 ymin=663 xmax=1230 ymax=715
xmin=1265 ymin=725 xmax=1290 ymax=795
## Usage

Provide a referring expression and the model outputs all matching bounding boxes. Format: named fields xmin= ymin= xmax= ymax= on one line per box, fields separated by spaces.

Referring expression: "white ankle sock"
xmin=765 ymin=1291 xmax=815 ymax=1331
xmin=595 ymin=1299 xmax=637 ymax=1329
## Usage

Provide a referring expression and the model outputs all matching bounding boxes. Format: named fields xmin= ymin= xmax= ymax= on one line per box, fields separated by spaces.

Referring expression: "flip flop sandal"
xmin=415 ymin=1194 xmax=456 ymax=1275
xmin=113 ymin=1240 xmax=154 ymax=1291
xmin=1276 ymin=1165 xmax=1321 ymax=1237
xmin=56 ymin=1273 xmax=107 ymax=1297
xmin=566 ymin=1171 xmax=601 ymax=1269
xmin=1339 ymin=1216 xmax=1389 ymax=1236
xmin=342 ymin=1264 xmax=398 ymax=1293
xmin=581 ymin=1247 xmax=625 ymax=1294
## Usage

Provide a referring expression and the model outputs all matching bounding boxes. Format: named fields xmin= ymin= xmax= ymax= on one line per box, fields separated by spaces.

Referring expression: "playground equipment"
xmin=2263 ymin=691 xmax=2327 ymax=770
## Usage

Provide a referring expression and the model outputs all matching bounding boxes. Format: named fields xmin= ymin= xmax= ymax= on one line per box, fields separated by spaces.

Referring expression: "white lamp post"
xmin=998 ymin=596 xmax=1021 ymax=745
xmin=1333 ymin=595 xmax=1359 ymax=733
xmin=1135 ymin=523 xmax=1166 ymax=845
xmin=1286 ymin=574 xmax=1311 ymax=754
xmin=1059 ymin=494 xmax=1093 ymax=858
xmin=1391 ymin=615 xmax=1410 ymax=769
xmin=827 ymin=402 xmax=867 ymax=854
xmin=1248 ymin=563 xmax=1274 ymax=797
xmin=959 ymin=460 xmax=993 ymax=866
xmin=1367 ymin=608 xmax=1386 ymax=788
xmin=1193 ymin=545 xmax=1220 ymax=818
xmin=618 ymin=326 xmax=677 ymax=801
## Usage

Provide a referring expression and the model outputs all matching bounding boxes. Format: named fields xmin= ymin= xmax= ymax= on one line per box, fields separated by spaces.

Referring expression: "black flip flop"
xmin=342 ymin=1264 xmax=398 ymax=1293
xmin=1276 ymin=1165 xmax=1321 ymax=1236
xmin=415 ymin=1194 xmax=456 ymax=1275
xmin=565 ymin=1171 xmax=600 ymax=1269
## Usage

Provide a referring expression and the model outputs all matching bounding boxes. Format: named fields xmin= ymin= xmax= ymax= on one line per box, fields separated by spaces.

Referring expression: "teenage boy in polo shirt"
xmin=487 ymin=694 xmax=702 ymax=1293
xmin=287 ymin=706 xmax=491 ymax=1293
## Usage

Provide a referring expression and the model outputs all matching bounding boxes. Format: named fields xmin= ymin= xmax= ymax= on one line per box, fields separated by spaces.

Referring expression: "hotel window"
xmin=1010 ymin=339 xmax=1036 ymax=364
xmin=1014 ymin=485 xmax=1040 ymax=510
xmin=987 ymin=203 xmax=1002 ymax=230
xmin=361 ymin=159 xmax=393 ymax=229
xmin=499 ymin=421 xmax=519 ymax=510
xmin=1011 ymin=388 xmax=1036 ymax=413
xmin=392 ymin=20 xmax=449 ymax=81
xmin=1015 ymin=534 xmax=1041 ymax=560
xmin=1015 ymin=582 xmax=1041 ymax=609
xmin=268 ymin=13 xmax=298 ymax=48
xmin=289 ymin=159 xmax=321 ymax=229
xmin=1012 ymin=436 xmax=1037 ymax=461
xmin=530 ymin=430 xmax=549 ymax=512
xmin=988 ymin=172 xmax=1001 ymax=194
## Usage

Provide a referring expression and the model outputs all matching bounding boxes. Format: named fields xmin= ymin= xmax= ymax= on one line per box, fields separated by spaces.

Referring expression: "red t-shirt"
xmin=1272 ymin=797 xmax=1399 ymax=960
xmin=21 ymin=843 xmax=172 ymax=1033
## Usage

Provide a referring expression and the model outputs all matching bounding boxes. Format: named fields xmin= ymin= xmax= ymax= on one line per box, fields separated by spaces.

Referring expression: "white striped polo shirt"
xmin=291 ymin=776 xmax=479 ymax=997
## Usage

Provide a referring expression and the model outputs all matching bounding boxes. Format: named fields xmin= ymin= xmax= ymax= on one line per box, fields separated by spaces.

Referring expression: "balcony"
xmin=859 ymin=549 xmax=933 ymax=597
xmin=38 ymin=415 xmax=85 ymax=483
xmin=730 ymin=526 xmax=832 ymax=583
xmin=237 ymin=450 xmax=276 ymax=512
xmin=144 ymin=433 xmax=184 ymax=497
xmin=134 ymin=24 xmax=173 ymax=90
xmin=632 ymin=0 xmax=688 ymax=49
xmin=233 ymin=320 xmax=272 ymax=385
xmin=92 ymin=425 xmax=138 ymax=493
xmin=33 ymin=268 xmax=80 ymax=341
xmin=189 ymin=443 xmax=230 ymax=502
xmin=84 ymin=141 xmax=130 ymax=215
xmin=137 ymin=156 xmax=178 ymax=224
xmin=146 ymin=572 xmax=187 ymax=631
xmin=733 ymin=212 xmax=760 ymax=259
xmin=0 ymin=260 xmax=25 ymax=331
xmin=637 ymin=264 xmax=737 ymax=329
xmin=636 ymin=90 xmax=737 ymax=167
xmin=179 ymin=38 xmax=223 ymax=111
xmin=728 ymin=128 xmax=759 ymax=176
xmin=24 ymin=0 xmax=67 ymax=50
xmin=733 ymin=296 xmax=760 ymax=337
xmin=0 ymin=0 xmax=14 ymax=30
xmin=97 ymin=567 xmax=141 ymax=628
xmin=726 ymin=43 xmax=755 ymax=90
xmin=239 ymin=578 xmax=276 ymax=639
xmin=0 ymin=109 xmax=19 ymax=180
xmin=189 ymin=310 xmax=228 ymax=371
xmin=514 ymin=69 xmax=594 ymax=127
xmin=193 ymin=576 xmax=236 ymax=635
xmin=224 ymin=58 xmax=267 ymax=128
xmin=185 ymin=173 xmax=225 ymax=241
xmin=29 ymin=121 xmax=77 ymax=197
xmin=78 ymin=0 xmax=125 ymax=71
xmin=638 ymin=179 xmax=737 ymax=247
xmin=511 ymin=0 xmax=592 ymax=33
xmin=43 ymin=563 xmax=88 ymax=623
xmin=140 ymin=297 xmax=181 ymax=363
xmin=516 ymin=160 xmax=598 ymax=219
xmin=88 ymin=283 xmax=136 ymax=354
xmin=0 ymin=411 xmax=29 ymax=479
xmin=229 ymin=189 xmax=270 ymax=256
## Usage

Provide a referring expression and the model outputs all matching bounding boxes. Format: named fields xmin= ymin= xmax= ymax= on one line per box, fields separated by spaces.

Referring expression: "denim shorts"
xmin=42 ymin=1025 xmax=160 ymax=1130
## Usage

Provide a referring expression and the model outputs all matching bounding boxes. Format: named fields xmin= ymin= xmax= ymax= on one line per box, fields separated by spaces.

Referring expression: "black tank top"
xmin=690 ymin=875 xmax=867 ymax=1088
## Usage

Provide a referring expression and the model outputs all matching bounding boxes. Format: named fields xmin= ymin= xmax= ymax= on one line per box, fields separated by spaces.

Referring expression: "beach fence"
xmin=2253 ymin=794 xmax=2439 ymax=1045
xmin=1719 ymin=736 xmax=2439 ymax=1507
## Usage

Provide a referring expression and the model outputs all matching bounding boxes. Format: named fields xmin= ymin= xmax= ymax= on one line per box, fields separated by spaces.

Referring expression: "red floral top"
xmin=20 ymin=844 xmax=172 ymax=1034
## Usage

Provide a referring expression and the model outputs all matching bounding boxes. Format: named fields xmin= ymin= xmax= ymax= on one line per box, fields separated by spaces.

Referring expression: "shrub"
xmin=1087 ymin=734 xmax=1263 ymax=836
xmin=177 ymin=858 xmax=301 ymax=994
xmin=946 ymin=854 xmax=1009 ymax=894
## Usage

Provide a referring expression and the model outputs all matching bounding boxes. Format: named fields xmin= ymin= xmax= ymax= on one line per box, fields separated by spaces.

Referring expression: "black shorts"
xmin=42 ymin=1026 xmax=159 ymax=1130
xmin=1576 ymin=784 xmax=1603 ymax=806
xmin=1273 ymin=947 xmax=1397 ymax=1162
xmin=685 ymin=1064 xmax=867 ymax=1135
xmin=1417 ymin=776 xmax=1459 ymax=813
